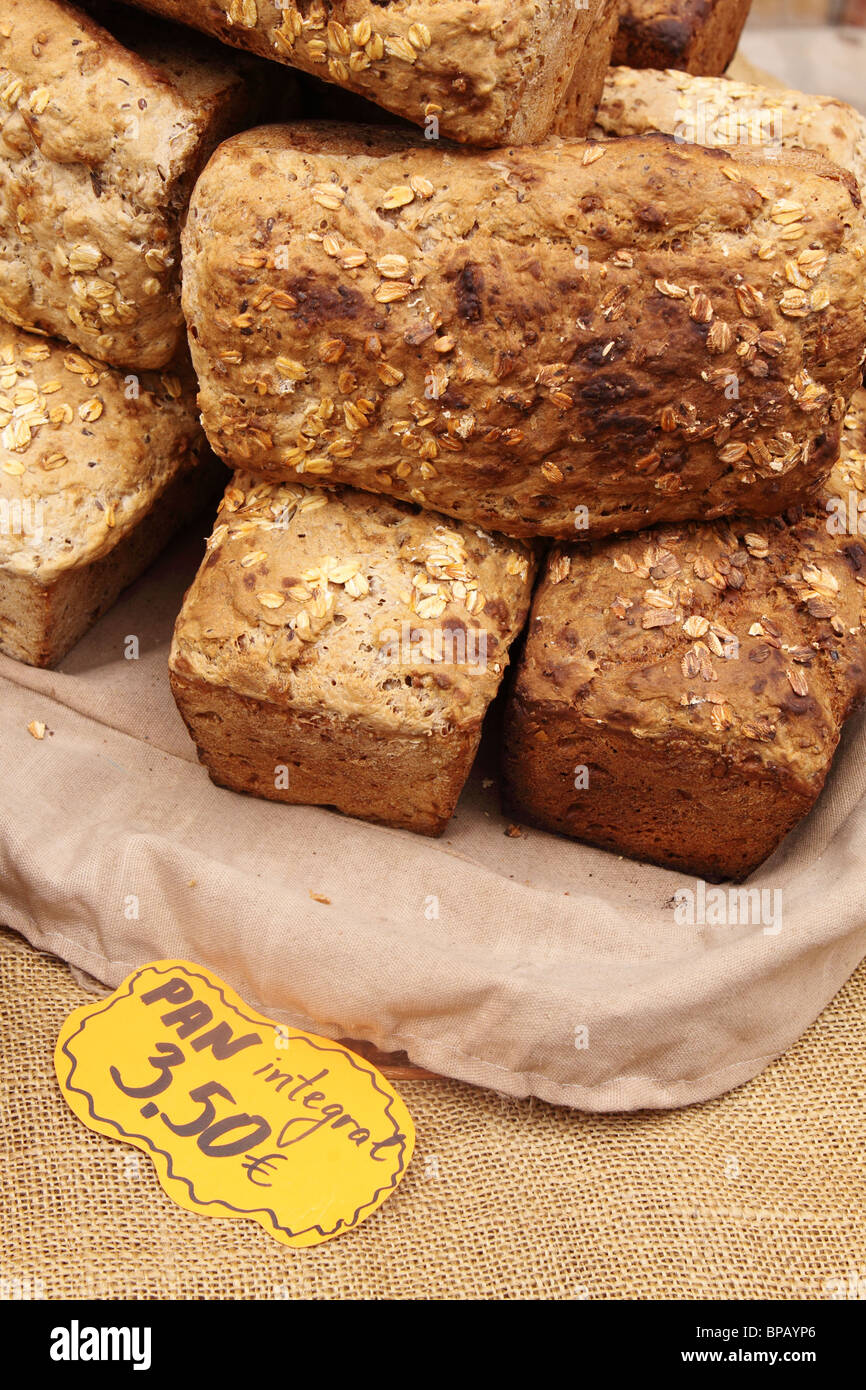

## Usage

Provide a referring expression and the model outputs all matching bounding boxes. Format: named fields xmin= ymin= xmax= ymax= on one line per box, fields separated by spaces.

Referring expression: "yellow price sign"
xmin=55 ymin=960 xmax=415 ymax=1248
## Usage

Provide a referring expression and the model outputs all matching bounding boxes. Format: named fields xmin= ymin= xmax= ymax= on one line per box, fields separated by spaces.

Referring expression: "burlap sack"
xmin=3 ymin=926 xmax=865 ymax=1299
xmin=2 ymin=521 xmax=865 ymax=1112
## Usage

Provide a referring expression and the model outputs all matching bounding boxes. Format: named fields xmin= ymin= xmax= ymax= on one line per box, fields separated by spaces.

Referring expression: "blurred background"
xmin=736 ymin=0 xmax=865 ymax=109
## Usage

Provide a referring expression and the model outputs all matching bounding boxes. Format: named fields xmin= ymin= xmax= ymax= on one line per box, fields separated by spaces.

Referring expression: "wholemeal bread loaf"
xmin=0 ymin=0 xmax=277 ymax=369
xmin=121 ymin=0 xmax=615 ymax=145
xmin=589 ymin=67 xmax=866 ymax=192
xmin=502 ymin=388 xmax=866 ymax=882
xmin=0 ymin=324 xmax=222 ymax=667
xmin=169 ymin=474 xmax=535 ymax=834
xmin=613 ymin=0 xmax=752 ymax=75
xmin=182 ymin=124 xmax=866 ymax=541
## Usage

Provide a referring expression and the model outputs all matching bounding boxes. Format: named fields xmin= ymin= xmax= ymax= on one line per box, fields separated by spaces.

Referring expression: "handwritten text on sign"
xmin=55 ymin=961 xmax=414 ymax=1247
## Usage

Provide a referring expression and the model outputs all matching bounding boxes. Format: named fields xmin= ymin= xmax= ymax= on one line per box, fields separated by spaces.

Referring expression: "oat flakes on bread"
xmin=0 ymin=0 xmax=275 ymax=369
xmin=120 ymin=0 xmax=615 ymax=144
xmin=589 ymin=67 xmax=866 ymax=193
xmin=169 ymin=475 xmax=535 ymax=835
xmin=503 ymin=389 xmax=866 ymax=881
xmin=0 ymin=324 xmax=222 ymax=668
xmin=182 ymin=123 xmax=866 ymax=541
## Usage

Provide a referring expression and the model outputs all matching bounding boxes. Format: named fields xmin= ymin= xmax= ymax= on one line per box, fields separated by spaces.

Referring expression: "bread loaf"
xmin=121 ymin=0 xmax=615 ymax=145
xmin=293 ymin=0 xmax=622 ymax=146
xmin=183 ymin=124 xmax=866 ymax=541
xmin=0 ymin=0 xmax=272 ymax=369
xmin=169 ymin=474 xmax=535 ymax=834
xmin=503 ymin=389 xmax=866 ymax=881
xmin=0 ymin=324 xmax=222 ymax=667
xmin=590 ymin=67 xmax=866 ymax=192
xmin=613 ymin=0 xmax=752 ymax=75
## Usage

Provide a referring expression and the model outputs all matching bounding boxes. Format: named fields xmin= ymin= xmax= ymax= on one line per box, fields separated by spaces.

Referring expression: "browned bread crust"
xmin=169 ymin=475 xmax=535 ymax=834
xmin=182 ymin=124 xmax=866 ymax=541
xmin=613 ymin=0 xmax=752 ymax=76
xmin=503 ymin=389 xmax=866 ymax=881
xmin=0 ymin=324 xmax=221 ymax=667
xmin=0 ymin=0 xmax=265 ymax=368
xmin=289 ymin=0 xmax=621 ymax=144
xmin=121 ymin=0 xmax=613 ymax=145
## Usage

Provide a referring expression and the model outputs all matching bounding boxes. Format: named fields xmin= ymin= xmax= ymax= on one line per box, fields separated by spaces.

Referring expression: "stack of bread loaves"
xmin=152 ymin=0 xmax=631 ymax=834
xmin=5 ymin=1 xmax=866 ymax=880
xmin=0 ymin=0 xmax=295 ymax=666
xmin=159 ymin=1 xmax=866 ymax=876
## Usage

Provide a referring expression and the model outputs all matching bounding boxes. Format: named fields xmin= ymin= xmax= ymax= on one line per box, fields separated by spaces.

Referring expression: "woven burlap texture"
xmin=2 ymin=525 xmax=866 ymax=1112
xmin=1 ymin=927 xmax=863 ymax=1300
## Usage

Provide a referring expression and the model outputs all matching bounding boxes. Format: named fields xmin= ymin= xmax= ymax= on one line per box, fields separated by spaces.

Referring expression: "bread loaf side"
xmin=550 ymin=0 xmax=623 ymax=140
xmin=613 ymin=0 xmax=752 ymax=76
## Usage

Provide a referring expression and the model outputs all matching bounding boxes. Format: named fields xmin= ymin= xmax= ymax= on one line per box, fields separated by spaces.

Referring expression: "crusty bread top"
xmin=516 ymin=389 xmax=866 ymax=784
xmin=593 ymin=67 xmax=866 ymax=193
xmin=182 ymin=123 xmax=866 ymax=539
xmin=0 ymin=324 xmax=204 ymax=582
xmin=121 ymin=0 xmax=601 ymax=146
xmin=0 ymin=0 xmax=263 ymax=369
xmin=0 ymin=0 xmax=248 ymax=210
xmin=169 ymin=475 xmax=535 ymax=734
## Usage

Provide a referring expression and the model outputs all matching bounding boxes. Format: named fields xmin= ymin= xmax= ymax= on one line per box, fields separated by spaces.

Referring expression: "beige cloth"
xmin=1 ymin=523 xmax=865 ymax=1111
xmin=1 ymin=924 xmax=864 ymax=1300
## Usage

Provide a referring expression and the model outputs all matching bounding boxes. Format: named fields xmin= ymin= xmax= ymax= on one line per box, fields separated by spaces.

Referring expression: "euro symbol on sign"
xmin=241 ymin=1152 xmax=288 ymax=1188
